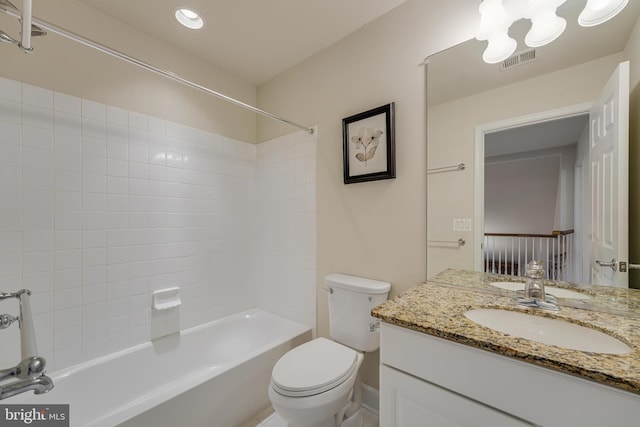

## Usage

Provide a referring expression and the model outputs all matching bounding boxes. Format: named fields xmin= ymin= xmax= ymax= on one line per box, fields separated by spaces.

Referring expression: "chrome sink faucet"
xmin=517 ymin=260 xmax=558 ymax=311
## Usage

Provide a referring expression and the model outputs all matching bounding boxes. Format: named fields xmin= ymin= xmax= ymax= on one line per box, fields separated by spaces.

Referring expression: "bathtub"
xmin=12 ymin=309 xmax=311 ymax=427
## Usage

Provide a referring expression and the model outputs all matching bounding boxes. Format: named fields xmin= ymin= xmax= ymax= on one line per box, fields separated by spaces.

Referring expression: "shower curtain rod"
xmin=0 ymin=1 xmax=314 ymax=135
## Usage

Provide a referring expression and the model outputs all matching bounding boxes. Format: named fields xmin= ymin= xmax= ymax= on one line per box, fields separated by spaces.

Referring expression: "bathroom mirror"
xmin=426 ymin=1 xmax=640 ymax=288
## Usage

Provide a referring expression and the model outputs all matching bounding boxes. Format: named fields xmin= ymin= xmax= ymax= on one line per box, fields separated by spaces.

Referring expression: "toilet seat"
xmin=271 ymin=338 xmax=358 ymax=398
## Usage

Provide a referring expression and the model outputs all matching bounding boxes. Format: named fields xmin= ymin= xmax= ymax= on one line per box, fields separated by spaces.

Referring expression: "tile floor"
xmin=241 ymin=405 xmax=379 ymax=427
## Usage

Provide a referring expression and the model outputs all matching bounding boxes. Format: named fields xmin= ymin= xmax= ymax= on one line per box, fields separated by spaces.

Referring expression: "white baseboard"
xmin=360 ymin=383 xmax=379 ymax=414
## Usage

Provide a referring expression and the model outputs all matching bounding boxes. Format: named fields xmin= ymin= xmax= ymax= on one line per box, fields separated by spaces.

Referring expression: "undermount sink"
xmin=490 ymin=281 xmax=590 ymax=300
xmin=464 ymin=309 xmax=631 ymax=355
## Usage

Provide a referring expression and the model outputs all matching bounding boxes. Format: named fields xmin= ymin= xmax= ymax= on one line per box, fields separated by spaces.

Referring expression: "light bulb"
xmin=175 ymin=8 xmax=204 ymax=29
xmin=526 ymin=12 xmax=567 ymax=47
xmin=477 ymin=0 xmax=515 ymax=41
xmin=578 ymin=0 xmax=629 ymax=27
xmin=477 ymin=0 xmax=518 ymax=63
xmin=522 ymin=0 xmax=567 ymax=47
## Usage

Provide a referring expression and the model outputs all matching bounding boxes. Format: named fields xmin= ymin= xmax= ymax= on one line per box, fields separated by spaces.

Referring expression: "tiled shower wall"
xmin=254 ymin=130 xmax=317 ymax=333
xmin=0 ymin=77 xmax=316 ymax=371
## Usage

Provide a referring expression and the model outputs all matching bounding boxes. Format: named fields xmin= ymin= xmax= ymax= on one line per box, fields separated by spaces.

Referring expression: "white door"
xmin=590 ymin=62 xmax=629 ymax=287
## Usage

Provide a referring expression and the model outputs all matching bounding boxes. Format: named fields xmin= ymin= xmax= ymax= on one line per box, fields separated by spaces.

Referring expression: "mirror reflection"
xmin=426 ymin=1 xmax=640 ymax=289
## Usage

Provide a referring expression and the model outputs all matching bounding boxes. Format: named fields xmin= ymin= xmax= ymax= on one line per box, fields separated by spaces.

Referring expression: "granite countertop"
xmin=431 ymin=269 xmax=640 ymax=316
xmin=372 ymin=269 xmax=640 ymax=395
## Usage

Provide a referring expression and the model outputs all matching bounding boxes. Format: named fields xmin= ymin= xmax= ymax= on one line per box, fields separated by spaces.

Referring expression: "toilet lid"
xmin=271 ymin=338 xmax=358 ymax=397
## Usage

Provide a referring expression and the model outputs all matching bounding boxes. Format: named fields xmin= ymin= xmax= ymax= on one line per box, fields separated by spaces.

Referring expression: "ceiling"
xmin=485 ymin=114 xmax=588 ymax=158
xmin=77 ymin=0 xmax=409 ymax=85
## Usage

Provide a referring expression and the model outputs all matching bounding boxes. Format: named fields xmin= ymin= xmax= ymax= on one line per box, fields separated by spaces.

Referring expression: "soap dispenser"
xmin=524 ymin=259 xmax=546 ymax=301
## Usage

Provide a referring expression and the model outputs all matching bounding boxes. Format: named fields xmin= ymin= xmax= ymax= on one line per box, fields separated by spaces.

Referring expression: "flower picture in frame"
xmin=342 ymin=103 xmax=395 ymax=184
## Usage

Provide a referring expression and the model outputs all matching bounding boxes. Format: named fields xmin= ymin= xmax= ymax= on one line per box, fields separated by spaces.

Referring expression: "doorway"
xmin=473 ymin=104 xmax=592 ymax=282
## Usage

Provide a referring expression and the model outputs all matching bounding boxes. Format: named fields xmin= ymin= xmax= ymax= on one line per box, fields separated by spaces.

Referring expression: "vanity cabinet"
xmin=379 ymin=323 xmax=640 ymax=427
xmin=380 ymin=365 xmax=533 ymax=426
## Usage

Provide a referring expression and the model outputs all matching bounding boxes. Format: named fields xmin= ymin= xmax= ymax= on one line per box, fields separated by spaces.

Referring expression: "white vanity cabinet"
xmin=379 ymin=323 xmax=640 ymax=427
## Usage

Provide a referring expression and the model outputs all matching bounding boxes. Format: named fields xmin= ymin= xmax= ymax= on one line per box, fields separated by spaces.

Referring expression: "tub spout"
xmin=0 ymin=375 xmax=54 ymax=400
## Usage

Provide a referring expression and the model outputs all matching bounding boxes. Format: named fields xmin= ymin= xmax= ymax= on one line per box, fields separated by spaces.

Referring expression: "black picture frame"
xmin=342 ymin=102 xmax=395 ymax=184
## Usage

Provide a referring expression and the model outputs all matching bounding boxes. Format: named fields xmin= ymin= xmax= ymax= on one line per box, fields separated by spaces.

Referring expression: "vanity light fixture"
xmin=476 ymin=0 xmax=629 ymax=64
xmin=175 ymin=7 xmax=204 ymax=29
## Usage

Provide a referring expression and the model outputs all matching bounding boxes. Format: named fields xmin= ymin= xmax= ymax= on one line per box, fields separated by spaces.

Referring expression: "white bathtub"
xmin=13 ymin=309 xmax=311 ymax=427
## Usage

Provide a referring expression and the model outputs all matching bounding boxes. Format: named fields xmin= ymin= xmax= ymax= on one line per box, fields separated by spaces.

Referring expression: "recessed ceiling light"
xmin=175 ymin=8 xmax=204 ymax=29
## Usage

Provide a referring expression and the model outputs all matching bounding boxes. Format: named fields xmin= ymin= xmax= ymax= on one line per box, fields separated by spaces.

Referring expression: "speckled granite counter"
xmin=432 ymin=268 xmax=640 ymax=316
xmin=372 ymin=270 xmax=640 ymax=395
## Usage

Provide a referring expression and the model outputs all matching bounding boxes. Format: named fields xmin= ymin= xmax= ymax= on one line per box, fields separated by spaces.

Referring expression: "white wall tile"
xmin=54 ymin=326 xmax=81 ymax=350
xmin=54 ymin=131 xmax=82 ymax=152
xmin=82 ymin=135 xmax=107 ymax=156
xmin=107 ymin=123 xmax=128 ymax=142
xmin=54 ymin=288 xmax=82 ymax=310
xmin=107 ymin=140 xmax=128 ymax=160
xmin=54 ymin=111 xmax=82 ymax=134
xmin=54 ymin=307 xmax=82 ymax=330
xmin=22 ymin=104 xmax=53 ymax=130
xmin=82 ymin=338 xmax=107 ymax=361
xmin=54 ymin=269 xmax=81 ymax=291
xmin=254 ymin=130 xmax=317 ymax=330
xmin=82 ymin=284 xmax=106 ymax=305
xmin=23 ymin=231 xmax=53 ymax=252
xmin=54 ymin=92 xmax=81 ymax=115
xmin=81 ymin=99 xmax=106 ymax=121
xmin=0 ymin=190 xmax=21 ymax=231
xmin=55 ymin=231 xmax=82 ymax=250
xmin=0 ymin=99 xmax=21 ymax=123
xmin=23 ymin=83 xmax=53 ymax=109
xmin=0 ymin=76 xmax=21 ymax=101
xmin=82 ymin=156 xmax=107 ymax=176
xmin=129 ymin=112 xmax=148 ymax=130
xmin=106 ymin=105 xmax=128 ymax=126
xmin=82 ymin=302 xmax=107 ymax=323
xmin=128 ymin=144 xmax=147 ymax=163
xmin=0 ymin=78 xmax=316 ymax=372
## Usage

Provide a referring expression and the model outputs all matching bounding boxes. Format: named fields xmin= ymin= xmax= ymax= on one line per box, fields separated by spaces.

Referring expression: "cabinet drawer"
xmin=380 ymin=365 xmax=534 ymax=427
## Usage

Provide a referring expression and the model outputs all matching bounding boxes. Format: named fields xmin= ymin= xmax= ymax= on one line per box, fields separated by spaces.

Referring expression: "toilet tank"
xmin=325 ymin=274 xmax=391 ymax=352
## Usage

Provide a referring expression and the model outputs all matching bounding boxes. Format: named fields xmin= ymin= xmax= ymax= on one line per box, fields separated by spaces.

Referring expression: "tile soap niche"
xmin=152 ymin=287 xmax=181 ymax=311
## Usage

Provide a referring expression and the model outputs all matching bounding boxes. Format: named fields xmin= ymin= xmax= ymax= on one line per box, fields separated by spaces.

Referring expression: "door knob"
xmin=596 ymin=259 xmax=617 ymax=271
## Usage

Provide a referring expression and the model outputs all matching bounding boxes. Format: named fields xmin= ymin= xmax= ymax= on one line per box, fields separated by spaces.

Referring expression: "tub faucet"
xmin=0 ymin=375 xmax=54 ymax=400
xmin=517 ymin=260 xmax=558 ymax=311
xmin=0 ymin=356 xmax=47 ymax=383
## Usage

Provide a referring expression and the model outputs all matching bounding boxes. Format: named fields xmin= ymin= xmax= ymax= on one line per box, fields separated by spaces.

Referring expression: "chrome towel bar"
xmin=427 ymin=238 xmax=466 ymax=247
xmin=427 ymin=163 xmax=465 ymax=174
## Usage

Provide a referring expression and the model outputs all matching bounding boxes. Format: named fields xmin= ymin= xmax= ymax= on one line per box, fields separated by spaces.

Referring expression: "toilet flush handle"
xmin=369 ymin=319 xmax=380 ymax=332
xmin=322 ymin=287 xmax=334 ymax=294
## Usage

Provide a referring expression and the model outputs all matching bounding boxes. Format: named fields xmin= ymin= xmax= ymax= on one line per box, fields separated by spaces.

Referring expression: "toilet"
xmin=269 ymin=274 xmax=391 ymax=427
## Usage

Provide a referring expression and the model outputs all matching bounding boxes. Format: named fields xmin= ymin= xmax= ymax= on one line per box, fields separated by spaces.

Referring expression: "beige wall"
xmin=0 ymin=0 xmax=256 ymax=142
xmin=256 ymin=0 xmax=479 ymax=388
xmin=427 ymin=53 xmax=623 ymax=278
xmin=625 ymin=17 xmax=640 ymax=288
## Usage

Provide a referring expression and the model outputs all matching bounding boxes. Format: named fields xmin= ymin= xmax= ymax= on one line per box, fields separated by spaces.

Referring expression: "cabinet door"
xmin=380 ymin=365 xmax=534 ymax=427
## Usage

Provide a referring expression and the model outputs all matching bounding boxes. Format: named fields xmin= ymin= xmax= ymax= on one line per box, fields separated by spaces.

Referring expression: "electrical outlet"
xmin=453 ymin=219 xmax=472 ymax=231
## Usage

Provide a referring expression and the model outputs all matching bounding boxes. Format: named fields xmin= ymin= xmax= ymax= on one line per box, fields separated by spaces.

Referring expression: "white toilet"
xmin=269 ymin=274 xmax=391 ymax=427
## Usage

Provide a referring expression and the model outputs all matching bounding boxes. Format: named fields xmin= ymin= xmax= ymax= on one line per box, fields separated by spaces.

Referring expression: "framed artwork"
xmin=342 ymin=102 xmax=395 ymax=184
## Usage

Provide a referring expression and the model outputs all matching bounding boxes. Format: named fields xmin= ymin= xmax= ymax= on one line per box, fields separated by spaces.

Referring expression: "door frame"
xmin=473 ymin=102 xmax=593 ymax=272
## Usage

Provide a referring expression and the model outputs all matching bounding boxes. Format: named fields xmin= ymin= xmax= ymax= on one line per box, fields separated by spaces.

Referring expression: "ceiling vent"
xmin=500 ymin=49 xmax=537 ymax=71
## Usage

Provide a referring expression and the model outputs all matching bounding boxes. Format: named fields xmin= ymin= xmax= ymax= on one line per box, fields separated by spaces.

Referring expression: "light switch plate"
xmin=453 ymin=219 xmax=471 ymax=231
